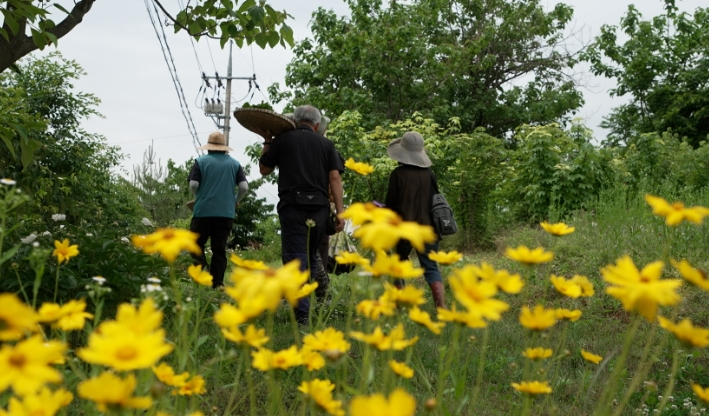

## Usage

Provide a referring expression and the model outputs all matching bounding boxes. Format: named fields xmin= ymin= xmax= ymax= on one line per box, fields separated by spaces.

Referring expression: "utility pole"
xmin=223 ymin=42 xmax=233 ymax=147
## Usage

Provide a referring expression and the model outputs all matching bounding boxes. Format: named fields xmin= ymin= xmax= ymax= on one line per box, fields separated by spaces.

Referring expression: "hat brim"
xmin=387 ymin=138 xmax=432 ymax=167
xmin=197 ymin=143 xmax=234 ymax=152
xmin=233 ymin=108 xmax=296 ymax=136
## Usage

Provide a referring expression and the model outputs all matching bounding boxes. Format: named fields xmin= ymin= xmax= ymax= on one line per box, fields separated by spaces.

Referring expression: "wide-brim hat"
xmin=198 ymin=131 xmax=234 ymax=152
xmin=387 ymin=131 xmax=432 ymax=167
xmin=233 ymin=108 xmax=296 ymax=136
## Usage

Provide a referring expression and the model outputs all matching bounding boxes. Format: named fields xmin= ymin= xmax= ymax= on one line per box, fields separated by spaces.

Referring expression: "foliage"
xmin=582 ymin=0 xmax=709 ymax=148
xmin=274 ymin=0 xmax=584 ymax=136
xmin=229 ymin=164 xmax=275 ymax=250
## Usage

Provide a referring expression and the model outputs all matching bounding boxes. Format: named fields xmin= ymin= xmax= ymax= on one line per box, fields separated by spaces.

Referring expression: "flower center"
xmin=0 ymin=318 xmax=9 ymax=332
xmin=9 ymin=352 xmax=26 ymax=368
xmin=116 ymin=346 xmax=139 ymax=361
xmin=671 ymin=202 xmax=685 ymax=210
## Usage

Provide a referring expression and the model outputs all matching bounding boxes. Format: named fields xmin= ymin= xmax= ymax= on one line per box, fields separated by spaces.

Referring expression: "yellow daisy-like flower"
xmin=473 ymin=263 xmax=524 ymax=294
xmin=339 ymin=203 xmax=399 ymax=226
xmin=300 ymin=347 xmax=326 ymax=371
xmin=523 ymin=347 xmax=553 ymax=360
xmin=213 ymin=303 xmax=249 ymax=328
xmin=226 ymin=260 xmax=309 ymax=315
xmin=221 ymin=324 xmax=270 ymax=348
xmin=671 ymin=259 xmax=709 ymax=291
xmin=363 ymin=251 xmax=424 ymax=279
xmin=389 ymin=360 xmax=414 ymax=378
xmin=555 ymin=309 xmax=582 ymax=322
xmin=644 ymin=194 xmax=709 ymax=226
xmin=229 ymin=254 xmax=269 ymax=270
xmin=334 ymin=251 xmax=370 ymax=267
xmin=344 ymin=158 xmax=375 ymax=175
xmin=298 ymin=379 xmax=345 ymax=416
xmin=570 ymin=275 xmax=595 ymax=297
xmin=511 ymin=380 xmax=552 ymax=395
xmin=601 ymin=256 xmax=682 ymax=321
xmin=692 ymin=383 xmax=709 ymax=404
xmin=349 ymin=324 xmax=418 ymax=351
xmin=112 ymin=298 xmax=164 ymax=335
xmin=539 ymin=221 xmax=575 ymax=236
xmin=187 ymin=264 xmax=212 ymax=286
xmin=356 ymin=297 xmax=397 ymax=321
xmin=658 ymin=316 xmax=709 ymax=348
xmin=52 ymin=239 xmax=79 ymax=264
xmin=78 ymin=372 xmax=152 ymax=412
xmin=437 ymin=304 xmax=487 ymax=328
xmin=38 ymin=299 xmax=93 ymax=331
xmin=175 ymin=375 xmax=206 ymax=396
xmin=408 ymin=307 xmax=445 ymax=335
xmin=0 ymin=293 xmax=39 ymax=341
xmin=303 ymin=327 xmax=351 ymax=354
xmin=3 ymin=386 xmax=73 ymax=416
xmin=519 ymin=305 xmax=557 ymax=331
xmin=353 ymin=219 xmax=437 ymax=252
xmin=297 ymin=282 xmax=319 ymax=299
xmin=0 ymin=336 xmax=66 ymax=395
xmin=427 ymin=250 xmax=463 ymax=265
xmin=349 ymin=388 xmax=416 ymax=416
xmin=131 ymin=228 xmax=201 ymax=263
xmin=549 ymin=275 xmax=582 ymax=298
xmin=77 ymin=324 xmax=173 ymax=371
xmin=580 ymin=349 xmax=603 ymax=364
xmin=505 ymin=246 xmax=554 ymax=265
xmin=448 ymin=266 xmax=509 ymax=321
xmin=152 ymin=362 xmax=189 ymax=387
xmin=383 ymin=283 xmax=427 ymax=306
xmin=251 ymin=346 xmax=303 ymax=371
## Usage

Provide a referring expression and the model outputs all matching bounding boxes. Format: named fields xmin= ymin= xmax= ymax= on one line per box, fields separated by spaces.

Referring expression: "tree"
xmin=582 ymin=0 xmax=709 ymax=148
xmin=273 ymin=0 xmax=584 ymax=136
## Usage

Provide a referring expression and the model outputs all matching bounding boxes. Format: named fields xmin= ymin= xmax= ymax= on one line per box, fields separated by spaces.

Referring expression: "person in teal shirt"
xmin=187 ymin=131 xmax=248 ymax=288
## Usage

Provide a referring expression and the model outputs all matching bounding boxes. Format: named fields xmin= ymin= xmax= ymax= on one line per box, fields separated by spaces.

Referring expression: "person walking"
xmin=256 ymin=105 xmax=345 ymax=324
xmin=187 ymin=131 xmax=249 ymax=288
xmin=384 ymin=131 xmax=447 ymax=308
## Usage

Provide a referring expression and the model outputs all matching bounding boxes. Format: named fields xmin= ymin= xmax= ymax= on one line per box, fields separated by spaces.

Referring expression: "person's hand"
xmin=250 ymin=126 xmax=273 ymax=141
xmin=335 ymin=217 xmax=345 ymax=233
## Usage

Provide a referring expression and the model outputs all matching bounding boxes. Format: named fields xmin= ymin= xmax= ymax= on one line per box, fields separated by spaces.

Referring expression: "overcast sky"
xmin=34 ymin=0 xmax=705 ymax=207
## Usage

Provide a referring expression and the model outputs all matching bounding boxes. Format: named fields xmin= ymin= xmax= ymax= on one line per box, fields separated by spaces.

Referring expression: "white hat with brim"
xmin=387 ymin=131 xmax=432 ymax=167
xmin=198 ymin=131 xmax=234 ymax=152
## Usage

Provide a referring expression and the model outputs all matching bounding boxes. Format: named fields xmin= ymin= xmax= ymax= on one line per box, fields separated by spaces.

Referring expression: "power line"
xmin=108 ymin=131 xmax=213 ymax=145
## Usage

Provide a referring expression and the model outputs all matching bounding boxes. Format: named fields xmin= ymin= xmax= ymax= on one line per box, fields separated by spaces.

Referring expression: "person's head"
xmin=293 ymin=105 xmax=322 ymax=130
xmin=198 ymin=131 xmax=233 ymax=153
xmin=386 ymin=131 xmax=432 ymax=167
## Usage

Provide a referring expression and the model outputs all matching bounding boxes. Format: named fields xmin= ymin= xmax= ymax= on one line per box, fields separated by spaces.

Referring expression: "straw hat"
xmin=233 ymin=107 xmax=296 ymax=136
xmin=387 ymin=131 xmax=432 ymax=167
xmin=198 ymin=131 xmax=234 ymax=152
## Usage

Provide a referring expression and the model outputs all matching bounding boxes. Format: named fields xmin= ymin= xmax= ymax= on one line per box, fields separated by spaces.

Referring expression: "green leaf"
xmin=266 ymin=30 xmax=279 ymax=48
xmin=30 ymin=29 xmax=46 ymax=49
xmin=0 ymin=244 xmax=21 ymax=268
xmin=2 ymin=11 xmax=19 ymax=35
xmin=279 ymin=24 xmax=293 ymax=46
xmin=188 ymin=21 xmax=202 ymax=35
xmin=237 ymin=0 xmax=256 ymax=14
xmin=54 ymin=3 xmax=71 ymax=14
xmin=254 ymin=32 xmax=267 ymax=48
xmin=247 ymin=6 xmax=265 ymax=24
xmin=19 ymin=138 xmax=42 ymax=170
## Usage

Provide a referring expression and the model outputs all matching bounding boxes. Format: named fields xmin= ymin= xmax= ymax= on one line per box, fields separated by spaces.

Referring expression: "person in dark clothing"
xmin=384 ymin=131 xmax=447 ymax=308
xmin=254 ymin=105 xmax=345 ymax=324
xmin=187 ymin=131 xmax=249 ymax=288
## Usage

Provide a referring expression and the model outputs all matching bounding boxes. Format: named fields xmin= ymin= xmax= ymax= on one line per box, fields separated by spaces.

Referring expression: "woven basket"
xmin=233 ymin=108 xmax=296 ymax=136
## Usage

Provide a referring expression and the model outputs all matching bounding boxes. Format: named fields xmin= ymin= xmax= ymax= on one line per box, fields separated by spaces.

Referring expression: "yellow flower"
xmin=540 ymin=221 xmax=575 ymax=236
xmin=505 ymin=246 xmax=554 ymax=265
xmin=408 ymin=307 xmax=445 ymax=335
xmin=555 ymin=309 xmax=582 ymax=322
xmin=131 ymin=228 xmax=201 ymax=263
xmin=356 ymin=298 xmax=396 ymax=321
xmin=363 ymin=251 xmax=424 ymax=279
xmin=692 ymin=383 xmax=709 ymax=403
xmin=388 ymin=360 xmax=414 ymax=378
xmin=349 ymin=388 xmax=416 ymax=416
xmin=339 ymin=203 xmax=399 ymax=226
xmin=226 ymin=260 xmax=309 ymax=315
xmin=3 ymin=386 xmax=73 ymax=416
xmin=0 ymin=293 xmax=39 ymax=341
xmin=251 ymin=346 xmax=303 ymax=371
xmin=0 ymin=335 xmax=65 ymax=395
xmin=580 ymin=349 xmax=603 ymax=364
xmin=601 ymin=256 xmax=682 ymax=321
xmin=303 ymin=327 xmax=351 ymax=354
xmin=353 ymin=219 xmax=436 ymax=252
xmin=78 ymin=372 xmax=152 ymax=412
xmin=298 ymin=379 xmax=345 ymax=416
xmin=427 ymin=250 xmax=463 ymax=264
xmin=437 ymin=303 xmax=487 ymax=328
xmin=77 ymin=324 xmax=173 ymax=371
xmin=176 ymin=375 xmax=206 ymax=396
xmin=221 ymin=324 xmax=269 ymax=348
xmin=152 ymin=362 xmax=189 ymax=387
xmin=334 ymin=251 xmax=371 ymax=267
xmin=644 ymin=194 xmax=709 ymax=226
xmin=383 ymin=283 xmax=427 ymax=307
xmin=658 ymin=316 xmax=709 ymax=348
xmin=473 ymin=263 xmax=524 ymax=294
xmin=344 ymin=158 xmax=375 ymax=175
xmin=297 ymin=282 xmax=319 ymax=299
xmin=523 ymin=347 xmax=553 ymax=360
xmin=448 ymin=266 xmax=509 ymax=321
xmin=214 ymin=303 xmax=249 ymax=328
xmin=112 ymin=298 xmax=163 ymax=335
xmin=349 ymin=324 xmax=418 ymax=351
xmin=52 ymin=239 xmax=79 ymax=264
xmin=549 ymin=275 xmax=582 ymax=298
xmin=187 ymin=265 xmax=212 ymax=286
xmin=672 ymin=259 xmax=709 ymax=291
xmin=300 ymin=347 xmax=326 ymax=371
xmin=519 ymin=305 xmax=557 ymax=331
xmin=38 ymin=299 xmax=93 ymax=331
xmin=511 ymin=380 xmax=552 ymax=395
xmin=570 ymin=275 xmax=595 ymax=297
xmin=230 ymin=254 xmax=269 ymax=270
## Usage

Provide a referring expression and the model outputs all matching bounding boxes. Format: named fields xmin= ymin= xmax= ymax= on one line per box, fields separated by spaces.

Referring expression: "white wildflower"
xmin=32 ymin=242 xmax=39 ymax=247
xmin=147 ymin=277 xmax=161 ymax=283
xmin=51 ymin=214 xmax=66 ymax=222
xmin=42 ymin=231 xmax=52 ymax=237
xmin=146 ymin=284 xmax=162 ymax=292
xmin=141 ymin=217 xmax=154 ymax=227
xmin=86 ymin=233 xmax=93 ymax=237
xmin=0 ymin=178 xmax=16 ymax=185
xmin=21 ymin=233 xmax=37 ymax=244
xmin=59 ymin=225 xmax=65 ymax=229
xmin=121 ymin=237 xmax=130 ymax=243
xmin=91 ymin=276 xmax=106 ymax=285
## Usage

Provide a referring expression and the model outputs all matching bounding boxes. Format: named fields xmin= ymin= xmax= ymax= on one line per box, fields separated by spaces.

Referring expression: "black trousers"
xmin=189 ymin=216 xmax=233 ymax=288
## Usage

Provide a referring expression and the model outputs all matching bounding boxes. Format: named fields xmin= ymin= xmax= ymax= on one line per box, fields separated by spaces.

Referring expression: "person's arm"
xmin=189 ymin=180 xmax=200 ymax=196
xmin=329 ymin=169 xmax=345 ymax=232
xmin=187 ymin=161 xmax=201 ymax=196
xmin=236 ymin=181 xmax=249 ymax=204
xmin=384 ymin=170 xmax=398 ymax=211
xmin=251 ymin=126 xmax=275 ymax=176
